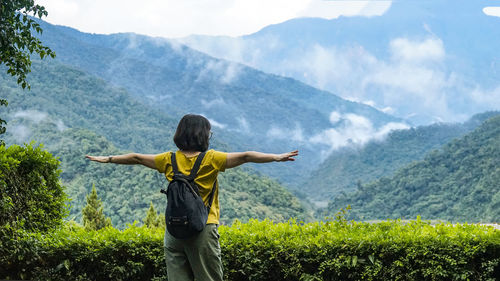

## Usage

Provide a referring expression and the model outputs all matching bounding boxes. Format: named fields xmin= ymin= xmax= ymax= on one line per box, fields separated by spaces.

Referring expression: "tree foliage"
xmin=0 ymin=0 xmax=55 ymax=89
xmin=143 ymin=202 xmax=164 ymax=228
xmin=0 ymin=142 xmax=67 ymax=231
xmin=81 ymin=183 xmax=112 ymax=231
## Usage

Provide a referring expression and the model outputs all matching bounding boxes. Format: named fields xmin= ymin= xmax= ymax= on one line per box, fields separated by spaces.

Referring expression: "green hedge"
xmin=0 ymin=142 xmax=67 ymax=232
xmin=1 ymin=219 xmax=499 ymax=281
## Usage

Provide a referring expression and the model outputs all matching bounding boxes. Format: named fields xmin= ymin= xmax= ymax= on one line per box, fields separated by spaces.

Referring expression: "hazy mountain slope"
xmin=305 ymin=111 xmax=499 ymax=205
xmin=32 ymin=19 xmax=405 ymax=184
xmin=1 ymin=61 xmax=309 ymax=228
xmin=1 ymin=60 xmax=178 ymax=153
xmin=181 ymin=0 xmax=500 ymax=125
xmin=324 ymin=115 xmax=500 ymax=222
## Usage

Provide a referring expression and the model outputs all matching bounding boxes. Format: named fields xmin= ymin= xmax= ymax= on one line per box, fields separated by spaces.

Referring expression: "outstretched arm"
xmin=85 ymin=153 xmax=157 ymax=170
xmin=226 ymin=150 xmax=298 ymax=169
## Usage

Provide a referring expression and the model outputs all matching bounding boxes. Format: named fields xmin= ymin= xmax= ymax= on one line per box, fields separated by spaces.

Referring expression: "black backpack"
xmin=160 ymin=152 xmax=216 ymax=239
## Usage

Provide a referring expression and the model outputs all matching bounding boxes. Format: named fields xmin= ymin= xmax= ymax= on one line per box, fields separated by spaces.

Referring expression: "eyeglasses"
xmin=209 ymin=131 xmax=213 ymax=139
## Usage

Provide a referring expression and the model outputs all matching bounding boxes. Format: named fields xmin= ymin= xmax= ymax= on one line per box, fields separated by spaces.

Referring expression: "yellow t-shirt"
xmin=154 ymin=149 xmax=227 ymax=225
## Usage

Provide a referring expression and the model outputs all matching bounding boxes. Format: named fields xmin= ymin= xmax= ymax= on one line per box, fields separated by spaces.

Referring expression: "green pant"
xmin=164 ymin=224 xmax=223 ymax=281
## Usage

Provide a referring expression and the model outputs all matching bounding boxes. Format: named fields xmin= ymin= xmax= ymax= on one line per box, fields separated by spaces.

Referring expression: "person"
xmin=86 ymin=114 xmax=298 ymax=281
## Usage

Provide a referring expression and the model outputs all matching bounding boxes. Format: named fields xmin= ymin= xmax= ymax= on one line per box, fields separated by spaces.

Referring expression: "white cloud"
xmin=11 ymin=110 xmax=67 ymax=132
xmin=10 ymin=125 xmax=31 ymax=142
xmin=196 ymin=60 xmax=242 ymax=84
xmin=207 ymin=118 xmax=227 ymax=129
xmin=237 ymin=116 xmax=250 ymax=133
xmin=298 ymin=0 xmax=391 ymax=19
xmin=483 ymin=7 xmax=500 ymax=18
xmin=185 ymin=27 xmax=500 ymax=125
xmin=202 ymin=97 xmax=227 ymax=109
xmin=55 ymin=120 xmax=67 ymax=131
xmin=469 ymin=85 xmax=500 ymax=111
xmin=267 ymin=124 xmax=305 ymax=142
xmin=38 ymin=0 xmax=391 ymax=38
xmin=310 ymin=112 xmax=409 ymax=153
xmin=329 ymin=111 xmax=342 ymax=124
xmin=13 ymin=110 xmax=48 ymax=123
xmin=390 ymin=37 xmax=445 ymax=63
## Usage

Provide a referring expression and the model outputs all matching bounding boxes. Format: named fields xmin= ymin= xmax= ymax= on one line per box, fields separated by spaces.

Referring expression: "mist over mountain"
xmin=324 ymin=114 xmax=500 ymax=222
xmin=304 ymin=111 xmax=499 ymax=207
xmin=24 ymin=19 xmax=405 ymax=183
xmin=180 ymin=0 xmax=500 ymax=125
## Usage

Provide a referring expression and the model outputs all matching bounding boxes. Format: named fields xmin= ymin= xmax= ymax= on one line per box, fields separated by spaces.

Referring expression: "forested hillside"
xmin=325 ymin=115 xmax=500 ymax=222
xmin=58 ymin=129 xmax=309 ymax=227
xmin=1 ymin=60 xmax=309 ymax=228
xmin=1 ymin=60 xmax=178 ymax=153
xmin=304 ymin=111 xmax=499 ymax=205
xmin=31 ymin=18 xmax=404 ymax=184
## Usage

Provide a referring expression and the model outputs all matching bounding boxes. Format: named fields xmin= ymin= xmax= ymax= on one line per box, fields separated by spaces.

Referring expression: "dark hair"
xmin=173 ymin=114 xmax=211 ymax=152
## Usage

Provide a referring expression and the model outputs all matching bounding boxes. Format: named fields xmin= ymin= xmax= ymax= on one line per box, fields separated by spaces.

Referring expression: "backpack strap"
xmin=169 ymin=151 xmax=217 ymax=209
xmin=170 ymin=152 xmax=179 ymax=175
xmin=170 ymin=151 xmax=206 ymax=181
xmin=188 ymin=152 xmax=206 ymax=181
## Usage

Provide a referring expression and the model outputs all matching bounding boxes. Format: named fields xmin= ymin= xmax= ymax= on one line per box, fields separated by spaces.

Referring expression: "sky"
xmin=36 ymin=0 xmax=500 ymax=39
xmin=34 ymin=0 xmax=500 ymax=126
xmin=37 ymin=0 xmax=394 ymax=38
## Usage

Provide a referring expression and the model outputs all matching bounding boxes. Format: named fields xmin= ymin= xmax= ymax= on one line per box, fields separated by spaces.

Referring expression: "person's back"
xmin=86 ymin=114 xmax=298 ymax=281
xmin=156 ymin=150 xmax=226 ymax=225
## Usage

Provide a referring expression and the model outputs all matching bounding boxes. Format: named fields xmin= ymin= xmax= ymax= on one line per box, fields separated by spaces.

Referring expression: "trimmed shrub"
xmin=0 ymin=219 xmax=499 ymax=281
xmin=0 ymin=142 xmax=67 ymax=231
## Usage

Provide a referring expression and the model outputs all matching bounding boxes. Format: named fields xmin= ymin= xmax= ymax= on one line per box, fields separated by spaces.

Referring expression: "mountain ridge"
xmin=180 ymin=0 xmax=500 ymax=125
xmin=30 ymin=18 xmax=405 ymax=183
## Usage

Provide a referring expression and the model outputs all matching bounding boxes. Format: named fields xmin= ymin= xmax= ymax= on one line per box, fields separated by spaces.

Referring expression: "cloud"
xmin=207 ymin=118 xmax=227 ymax=129
xmin=389 ymin=37 xmax=445 ymax=62
xmin=184 ymin=31 xmax=500 ymax=125
xmin=13 ymin=110 xmax=48 ymax=123
xmin=469 ymin=85 xmax=500 ymax=112
xmin=266 ymin=124 xmax=305 ymax=142
xmin=10 ymin=125 xmax=31 ymax=142
xmin=201 ymin=97 xmax=227 ymax=109
xmin=11 ymin=110 xmax=67 ymax=132
xmin=298 ymin=0 xmax=391 ymax=19
xmin=309 ymin=112 xmax=409 ymax=155
xmin=196 ymin=60 xmax=242 ymax=84
xmin=237 ymin=116 xmax=250 ymax=134
xmin=55 ymin=120 xmax=67 ymax=131
xmin=39 ymin=0 xmax=391 ymax=38
xmin=483 ymin=6 xmax=500 ymax=18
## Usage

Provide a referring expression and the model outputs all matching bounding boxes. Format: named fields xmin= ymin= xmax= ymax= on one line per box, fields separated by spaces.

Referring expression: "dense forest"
xmin=304 ymin=111 xmax=499 ymax=204
xmin=324 ymin=115 xmax=500 ymax=222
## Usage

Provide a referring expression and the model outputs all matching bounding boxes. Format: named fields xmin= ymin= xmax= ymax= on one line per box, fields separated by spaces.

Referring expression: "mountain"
xmin=31 ymin=19 xmax=405 ymax=184
xmin=323 ymin=114 xmax=500 ymax=222
xmin=0 ymin=60 xmax=310 ymax=228
xmin=180 ymin=0 xmax=500 ymax=125
xmin=304 ymin=111 xmax=499 ymax=206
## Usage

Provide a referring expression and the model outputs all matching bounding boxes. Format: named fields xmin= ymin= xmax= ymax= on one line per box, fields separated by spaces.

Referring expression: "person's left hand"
xmin=86 ymin=155 xmax=110 ymax=163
